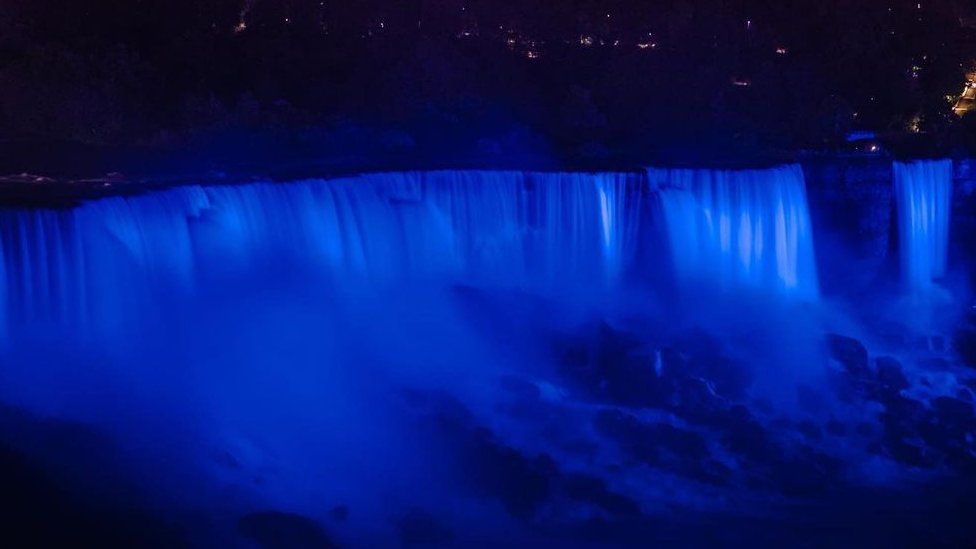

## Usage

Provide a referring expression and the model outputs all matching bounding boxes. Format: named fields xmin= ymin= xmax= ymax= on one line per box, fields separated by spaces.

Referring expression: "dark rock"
xmin=561 ymin=473 xmax=642 ymax=517
xmin=955 ymin=328 xmax=976 ymax=369
xmin=716 ymin=406 xmax=779 ymax=464
xmin=932 ymin=396 xmax=975 ymax=421
xmin=467 ymin=432 xmax=556 ymax=519
xmin=328 ymin=506 xmax=348 ymax=522
xmin=498 ymin=375 xmax=541 ymax=400
xmin=555 ymin=323 xmax=747 ymax=417
xmin=0 ymin=405 xmax=187 ymax=548
xmin=555 ymin=322 xmax=664 ymax=408
xmin=769 ymin=447 xmax=841 ymax=497
xmin=238 ymin=511 xmax=337 ymax=549
xmin=875 ymin=356 xmax=910 ymax=396
xmin=595 ymin=410 xmax=709 ymax=464
xmin=826 ymin=333 xmax=870 ymax=378
xmin=396 ymin=509 xmax=454 ymax=545
xmin=883 ymin=436 xmax=936 ymax=468
xmin=797 ymin=420 xmax=823 ymax=441
xmin=796 ymin=384 xmax=826 ymax=413
xmin=405 ymin=389 xmax=557 ymax=520
xmin=855 ymin=422 xmax=876 ymax=437
xmin=825 ymin=420 xmax=847 ymax=437
xmin=594 ymin=410 xmax=725 ymax=484
xmin=671 ymin=329 xmax=753 ymax=399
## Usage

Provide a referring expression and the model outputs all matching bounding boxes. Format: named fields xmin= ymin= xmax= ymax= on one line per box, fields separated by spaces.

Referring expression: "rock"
xmin=826 ymin=333 xmax=870 ymax=378
xmin=712 ymin=405 xmax=768 ymax=453
xmin=825 ymin=419 xmax=847 ymax=437
xmin=498 ymin=375 xmax=541 ymax=400
xmin=409 ymin=389 xmax=557 ymax=520
xmin=561 ymin=473 xmax=642 ymax=517
xmin=396 ymin=509 xmax=454 ymax=545
xmin=875 ymin=356 xmax=910 ymax=396
xmin=328 ymin=505 xmax=348 ymax=522
xmin=796 ymin=420 xmax=823 ymax=441
xmin=955 ymin=328 xmax=976 ymax=369
xmin=594 ymin=409 xmax=725 ymax=484
xmin=769 ymin=446 xmax=841 ymax=497
xmin=595 ymin=410 xmax=709 ymax=464
xmin=555 ymin=323 xmax=747 ymax=416
xmin=238 ymin=511 xmax=337 ymax=549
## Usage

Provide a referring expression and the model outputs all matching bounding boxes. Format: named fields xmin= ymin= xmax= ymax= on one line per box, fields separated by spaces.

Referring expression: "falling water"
xmin=648 ymin=164 xmax=819 ymax=299
xmin=0 ymin=171 xmax=645 ymax=331
xmin=893 ymin=159 xmax=953 ymax=293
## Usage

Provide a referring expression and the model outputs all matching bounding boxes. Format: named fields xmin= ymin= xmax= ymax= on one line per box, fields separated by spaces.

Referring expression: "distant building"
xmin=953 ymin=74 xmax=976 ymax=116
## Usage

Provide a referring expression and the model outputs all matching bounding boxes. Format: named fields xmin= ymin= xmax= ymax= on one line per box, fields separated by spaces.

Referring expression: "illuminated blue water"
xmin=1 ymin=168 xmax=972 ymax=545
xmin=648 ymin=164 xmax=819 ymax=299
xmin=893 ymin=159 xmax=953 ymax=293
xmin=0 ymin=171 xmax=646 ymax=331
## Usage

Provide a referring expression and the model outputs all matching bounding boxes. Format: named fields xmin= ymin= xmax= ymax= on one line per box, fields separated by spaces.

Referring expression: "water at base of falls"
xmin=893 ymin=159 xmax=953 ymax=294
xmin=0 ymin=169 xmax=974 ymax=546
xmin=648 ymin=164 xmax=819 ymax=300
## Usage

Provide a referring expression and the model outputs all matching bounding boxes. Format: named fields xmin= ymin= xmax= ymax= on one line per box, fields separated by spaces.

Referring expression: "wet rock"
xmin=880 ymin=395 xmax=940 ymax=468
xmin=555 ymin=323 xmax=745 ymax=418
xmin=875 ymin=357 xmax=909 ymax=397
xmin=466 ymin=431 xmax=557 ymax=519
xmin=561 ymin=473 xmax=641 ymax=517
xmin=238 ymin=511 xmax=337 ymax=549
xmin=826 ymin=334 xmax=870 ymax=378
xmin=883 ymin=436 xmax=937 ymax=468
xmin=769 ymin=447 xmax=841 ymax=497
xmin=407 ymin=389 xmax=557 ymax=520
xmin=825 ymin=419 xmax=847 ymax=437
xmin=498 ymin=375 xmax=541 ymax=400
xmin=797 ymin=420 xmax=823 ymax=441
xmin=396 ymin=509 xmax=454 ymax=545
xmin=855 ymin=422 xmax=876 ymax=437
xmin=716 ymin=406 xmax=778 ymax=464
xmin=594 ymin=409 xmax=725 ymax=484
xmin=671 ymin=329 xmax=752 ymax=399
xmin=954 ymin=328 xmax=976 ymax=369
xmin=328 ymin=505 xmax=348 ymax=522
xmin=796 ymin=384 xmax=827 ymax=413
xmin=595 ymin=410 xmax=709 ymax=464
xmin=556 ymin=322 xmax=664 ymax=408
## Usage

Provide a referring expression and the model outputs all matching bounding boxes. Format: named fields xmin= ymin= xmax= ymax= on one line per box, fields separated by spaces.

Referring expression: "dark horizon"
xmin=0 ymin=0 xmax=975 ymax=179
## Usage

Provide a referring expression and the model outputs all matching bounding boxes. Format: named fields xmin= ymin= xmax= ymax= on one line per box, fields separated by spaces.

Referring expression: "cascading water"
xmin=0 ymin=171 xmax=645 ymax=331
xmin=893 ymin=159 xmax=953 ymax=293
xmin=648 ymin=164 xmax=819 ymax=299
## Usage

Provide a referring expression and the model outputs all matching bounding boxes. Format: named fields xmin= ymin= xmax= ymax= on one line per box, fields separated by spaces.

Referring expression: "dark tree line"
xmin=0 ymin=0 xmax=972 ymax=166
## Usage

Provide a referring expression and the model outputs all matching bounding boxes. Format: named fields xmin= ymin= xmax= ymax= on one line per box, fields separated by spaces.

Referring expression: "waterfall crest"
xmin=648 ymin=164 xmax=819 ymax=299
xmin=893 ymin=159 xmax=953 ymax=293
xmin=0 ymin=171 xmax=645 ymax=328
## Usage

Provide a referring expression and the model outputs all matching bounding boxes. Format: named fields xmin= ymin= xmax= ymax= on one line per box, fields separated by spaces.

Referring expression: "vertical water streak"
xmin=893 ymin=159 xmax=953 ymax=293
xmin=0 ymin=171 xmax=650 ymax=331
xmin=649 ymin=164 xmax=818 ymax=299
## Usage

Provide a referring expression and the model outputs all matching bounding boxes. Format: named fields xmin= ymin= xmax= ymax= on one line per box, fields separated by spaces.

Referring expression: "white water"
xmin=648 ymin=164 xmax=819 ymax=299
xmin=893 ymin=159 xmax=953 ymax=293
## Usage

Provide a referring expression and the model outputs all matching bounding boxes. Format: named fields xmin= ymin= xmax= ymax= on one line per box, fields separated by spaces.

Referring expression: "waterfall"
xmin=648 ymin=164 xmax=818 ymax=299
xmin=0 ymin=171 xmax=645 ymax=330
xmin=893 ymin=159 xmax=953 ymax=293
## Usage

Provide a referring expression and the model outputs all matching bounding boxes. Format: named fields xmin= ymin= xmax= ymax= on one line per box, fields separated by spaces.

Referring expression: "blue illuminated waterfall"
xmin=0 ymin=171 xmax=645 ymax=329
xmin=648 ymin=164 xmax=819 ymax=299
xmin=893 ymin=159 xmax=953 ymax=293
